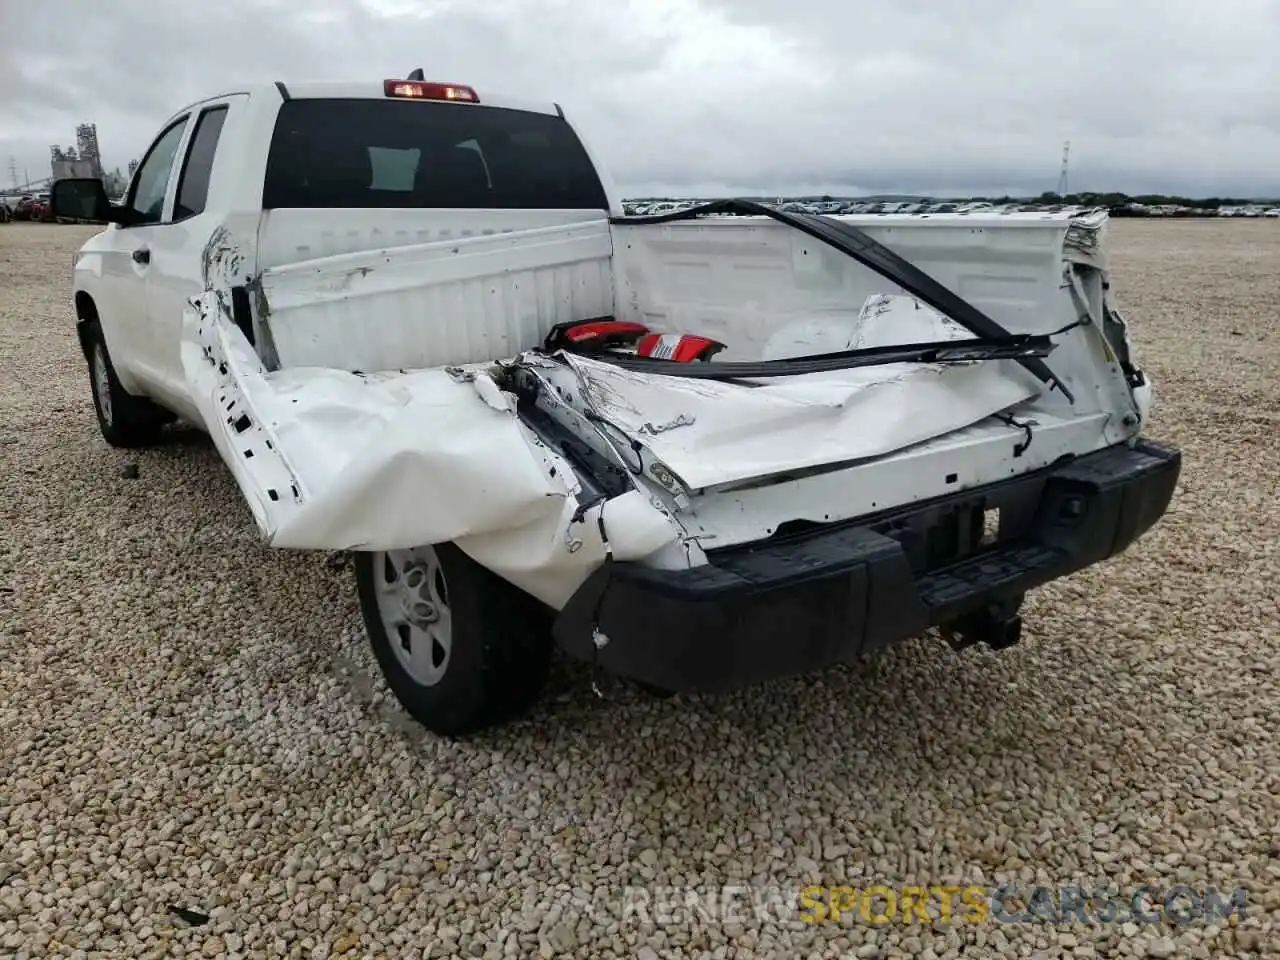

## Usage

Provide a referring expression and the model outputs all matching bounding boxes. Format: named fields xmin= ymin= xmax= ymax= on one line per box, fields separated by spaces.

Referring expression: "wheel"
xmin=355 ymin=543 xmax=554 ymax=737
xmin=83 ymin=320 xmax=173 ymax=448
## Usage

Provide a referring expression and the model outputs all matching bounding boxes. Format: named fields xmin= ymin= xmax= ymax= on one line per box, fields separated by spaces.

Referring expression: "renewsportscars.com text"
xmin=797 ymin=884 xmax=1248 ymax=925
xmin=616 ymin=884 xmax=1248 ymax=927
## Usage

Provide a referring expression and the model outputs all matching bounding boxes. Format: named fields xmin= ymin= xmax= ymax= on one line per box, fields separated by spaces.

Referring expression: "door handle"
xmin=132 ymin=248 xmax=150 ymax=265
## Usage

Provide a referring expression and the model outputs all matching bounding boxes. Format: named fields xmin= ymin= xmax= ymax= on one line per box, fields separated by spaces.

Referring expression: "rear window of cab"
xmin=263 ymin=99 xmax=609 ymax=210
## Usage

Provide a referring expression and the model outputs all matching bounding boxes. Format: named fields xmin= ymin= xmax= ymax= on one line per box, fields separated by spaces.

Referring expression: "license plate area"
xmin=875 ymin=497 xmax=1003 ymax=574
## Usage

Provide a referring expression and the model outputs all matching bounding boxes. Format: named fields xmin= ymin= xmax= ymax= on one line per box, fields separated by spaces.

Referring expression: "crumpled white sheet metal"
xmin=760 ymin=293 xmax=976 ymax=360
xmin=179 ymin=291 xmax=683 ymax=607
xmin=180 ymin=297 xmax=561 ymax=548
xmin=554 ymin=294 xmax=1042 ymax=491
xmin=177 ymin=287 xmax=1040 ymax=604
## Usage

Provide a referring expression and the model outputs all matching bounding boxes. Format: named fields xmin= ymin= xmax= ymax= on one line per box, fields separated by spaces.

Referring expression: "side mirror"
xmin=50 ymin=178 xmax=121 ymax=225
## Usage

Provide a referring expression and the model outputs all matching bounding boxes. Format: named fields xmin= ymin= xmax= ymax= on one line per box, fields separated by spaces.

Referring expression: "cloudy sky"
xmin=2 ymin=0 xmax=1278 ymax=198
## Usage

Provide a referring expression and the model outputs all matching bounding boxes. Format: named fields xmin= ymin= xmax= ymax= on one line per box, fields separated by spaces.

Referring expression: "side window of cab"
xmin=173 ymin=105 xmax=229 ymax=222
xmin=124 ymin=117 xmax=190 ymax=227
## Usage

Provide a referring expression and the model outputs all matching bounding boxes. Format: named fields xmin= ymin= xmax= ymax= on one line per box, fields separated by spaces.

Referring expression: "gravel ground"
xmin=1 ymin=219 xmax=1277 ymax=960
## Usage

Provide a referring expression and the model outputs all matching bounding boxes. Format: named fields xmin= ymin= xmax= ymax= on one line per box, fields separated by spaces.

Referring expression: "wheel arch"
xmin=74 ymin=290 xmax=150 ymax=401
xmin=74 ymin=291 xmax=99 ymax=360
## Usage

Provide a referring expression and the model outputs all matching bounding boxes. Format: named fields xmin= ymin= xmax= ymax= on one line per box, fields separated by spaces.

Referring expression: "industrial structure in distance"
xmin=49 ymin=123 xmax=103 ymax=181
xmin=5 ymin=122 xmax=132 ymax=204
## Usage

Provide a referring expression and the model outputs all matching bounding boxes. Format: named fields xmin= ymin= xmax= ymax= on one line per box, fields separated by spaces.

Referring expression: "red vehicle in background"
xmin=13 ymin=195 xmax=53 ymax=222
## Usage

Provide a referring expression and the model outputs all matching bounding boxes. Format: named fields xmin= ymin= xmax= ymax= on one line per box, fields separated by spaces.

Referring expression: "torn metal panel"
xmin=179 ymin=291 xmax=683 ymax=606
xmin=454 ymin=488 xmax=691 ymax=609
xmin=1061 ymin=211 xmax=1109 ymax=269
xmin=678 ymin=411 xmax=1117 ymax=549
xmin=549 ymin=356 xmax=1040 ymax=491
xmin=537 ymin=295 xmax=1042 ymax=492
xmin=181 ymin=292 xmax=566 ymax=548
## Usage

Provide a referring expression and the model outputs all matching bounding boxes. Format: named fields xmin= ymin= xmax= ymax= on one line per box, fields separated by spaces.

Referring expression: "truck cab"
xmin=61 ymin=79 xmax=620 ymax=430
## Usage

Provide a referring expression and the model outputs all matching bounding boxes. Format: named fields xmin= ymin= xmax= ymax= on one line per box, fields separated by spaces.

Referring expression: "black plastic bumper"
xmin=553 ymin=439 xmax=1181 ymax=693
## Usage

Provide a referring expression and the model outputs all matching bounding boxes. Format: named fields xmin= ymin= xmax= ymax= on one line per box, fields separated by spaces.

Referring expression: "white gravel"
xmin=2 ymin=220 xmax=1278 ymax=959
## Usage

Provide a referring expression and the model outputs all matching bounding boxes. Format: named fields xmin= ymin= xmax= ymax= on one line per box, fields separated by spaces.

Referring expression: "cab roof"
xmin=277 ymin=81 xmax=561 ymax=118
xmin=169 ymin=80 xmax=563 ymax=124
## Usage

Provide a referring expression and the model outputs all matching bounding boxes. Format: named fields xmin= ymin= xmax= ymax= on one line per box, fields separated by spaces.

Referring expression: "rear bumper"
xmin=553 ymin=438 xmax=1181 ymax=693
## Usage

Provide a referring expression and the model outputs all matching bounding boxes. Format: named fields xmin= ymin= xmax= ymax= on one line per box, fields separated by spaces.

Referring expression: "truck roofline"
xmin=270 ymin=81 xmax=562 ymax=117
xmin=156 ymin=81 xmax=563 ymax=135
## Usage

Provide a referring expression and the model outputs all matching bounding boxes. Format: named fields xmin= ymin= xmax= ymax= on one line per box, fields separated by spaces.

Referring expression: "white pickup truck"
xmin=52 ymin=74 xmax=1180 ymax=736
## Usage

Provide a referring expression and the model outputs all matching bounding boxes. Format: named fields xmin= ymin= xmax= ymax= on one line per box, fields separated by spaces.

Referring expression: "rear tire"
xmin=82 ymin=319 xmax=173 ymax=448
xmin=355 ymin=543 xmax=553 ymax=737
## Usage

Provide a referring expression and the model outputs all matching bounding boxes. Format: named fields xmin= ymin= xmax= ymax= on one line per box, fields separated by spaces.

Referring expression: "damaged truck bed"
xmin=56 ymin=78 xmax=1179 ymax=735
xmin=185 ymin=199 xmax=1179 ymax=693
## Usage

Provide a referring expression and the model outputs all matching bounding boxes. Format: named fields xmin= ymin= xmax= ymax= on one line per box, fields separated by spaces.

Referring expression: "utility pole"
xmin=1056 ymin=141 xmax=1071 ymax=198
xmin=7 ymin=156 xmax=16 ymax=190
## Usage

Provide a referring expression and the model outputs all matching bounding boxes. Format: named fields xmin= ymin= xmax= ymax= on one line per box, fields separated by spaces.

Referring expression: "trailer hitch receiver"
xmin=944 ymin=596 xmax=1024 ymax=652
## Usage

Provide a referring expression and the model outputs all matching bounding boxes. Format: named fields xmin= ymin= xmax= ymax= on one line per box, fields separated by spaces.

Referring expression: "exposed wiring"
xmin=581 ymin=409 xmax=644 ymax=476
xmin=570 ymin=493 xmax=607 ymax=526
xmin=588 ymin=507 xmax=614 ymax=700
xmin=1046 ymin=317 xmax=1088 ymax=337
xmin=996 ymin=413 xmax=1035 ymax=457
xmin=1039 ymin=317 xmax=1089 ymax=400
xmin=554 ymin=354 xmax=649 ymax=479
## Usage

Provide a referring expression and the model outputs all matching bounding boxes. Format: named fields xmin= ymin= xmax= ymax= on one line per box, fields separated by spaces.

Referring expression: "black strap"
xmin=612 ymin=199 xmax=1073 ymax=401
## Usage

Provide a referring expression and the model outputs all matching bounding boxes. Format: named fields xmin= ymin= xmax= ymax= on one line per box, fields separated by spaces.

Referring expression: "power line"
xmin=1056 ymin=141 xmax=1071 ymax=197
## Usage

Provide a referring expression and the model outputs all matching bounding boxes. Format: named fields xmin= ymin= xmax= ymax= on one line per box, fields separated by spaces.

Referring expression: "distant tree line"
xmin=791 ymin=191 xmax=1277 ymax=214
xmin=629 ymin=192 xmax=1278 ymax=217
xmin=1028 ymin=191 xmax=1273 ymax=216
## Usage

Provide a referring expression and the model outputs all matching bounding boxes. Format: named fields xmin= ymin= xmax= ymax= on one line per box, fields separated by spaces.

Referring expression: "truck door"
xmin=143 ymin=96 xmax=240 ymax=418
xmin=94 ymin=114 xmax=190 ymax=394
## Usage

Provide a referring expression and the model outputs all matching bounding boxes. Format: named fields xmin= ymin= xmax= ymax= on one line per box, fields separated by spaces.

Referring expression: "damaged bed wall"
xmin=254 ymin=208 xmax=611 ymax=269
xmin=179 ymin=209 xmax=1130 ymax=609
xmin=257 ymin=219 xmax=615 ymax=372
xmin=610 ymin=215 xmax=1088 ymax=361
xmin=610 ymin=213 xmax=1135 ymax=424
xmin=550 ymin=349 xmax=1042 ymax=491
xmin=179 ymin=289 xmax=684 ymax=608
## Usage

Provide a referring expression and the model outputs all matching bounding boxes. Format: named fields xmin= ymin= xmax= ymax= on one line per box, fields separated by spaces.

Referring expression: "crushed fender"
xmin=179 ymin=291 xmax=683 ymax=607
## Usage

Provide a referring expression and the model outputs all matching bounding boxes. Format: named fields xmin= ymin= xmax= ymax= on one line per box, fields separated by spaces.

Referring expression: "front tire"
xmin=355 ymin=543 xmax=553 ymax=737
xmin=83 ymin=320 xmax=173 ymax=448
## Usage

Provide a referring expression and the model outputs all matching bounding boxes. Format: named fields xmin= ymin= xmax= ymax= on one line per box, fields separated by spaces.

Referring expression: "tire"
xmin=355 ymin=543 xmax=554 ymax=737
xmin=83 ymin=319 xmax=173 ymax=448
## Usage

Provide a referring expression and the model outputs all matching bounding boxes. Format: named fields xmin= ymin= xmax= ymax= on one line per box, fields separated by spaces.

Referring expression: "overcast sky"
xmin=2 ymin=0 xmax=1278 ymax=198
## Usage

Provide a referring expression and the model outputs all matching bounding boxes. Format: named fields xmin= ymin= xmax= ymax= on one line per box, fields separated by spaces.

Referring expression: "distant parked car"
xmin=11 ymin=195 xmax=49 ymax=221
